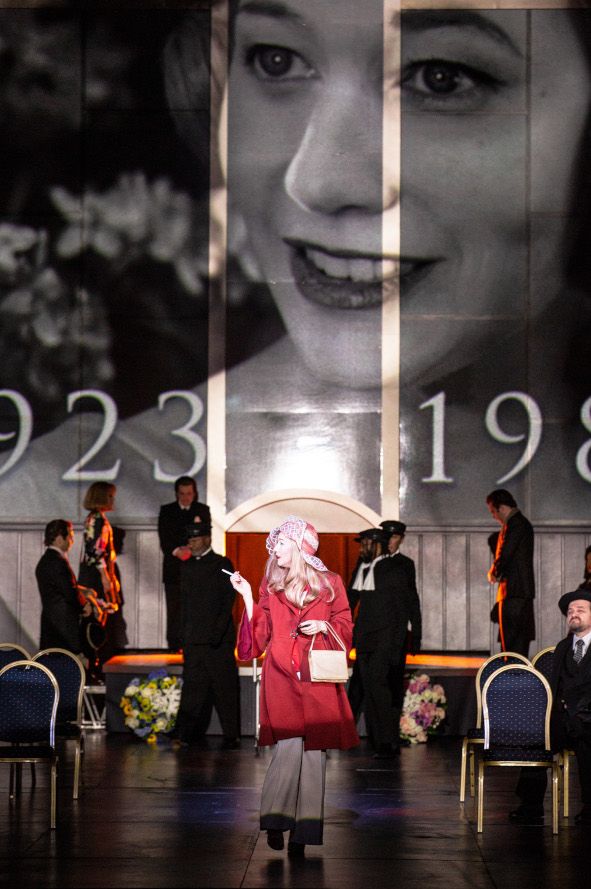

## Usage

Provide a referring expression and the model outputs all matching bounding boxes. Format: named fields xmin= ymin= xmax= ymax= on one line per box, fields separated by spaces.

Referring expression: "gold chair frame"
xmin=32 ymin=648 xmax=86 ymax=799
xmin=0 ymin=660 xmax=59 ymax=829
xmin=477 ymin=664 xmax=559 ymax=834
xmin=460 ymin=651 xmax=530 ymax=803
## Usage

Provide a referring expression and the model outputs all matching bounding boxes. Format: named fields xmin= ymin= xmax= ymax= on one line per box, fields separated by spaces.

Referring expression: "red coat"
xmin=238 ymin=572 xmax=359 ymax=751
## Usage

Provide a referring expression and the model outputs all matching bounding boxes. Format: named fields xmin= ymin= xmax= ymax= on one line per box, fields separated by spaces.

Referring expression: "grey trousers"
xmin=260 ymin=737 xmax=327 ymax=844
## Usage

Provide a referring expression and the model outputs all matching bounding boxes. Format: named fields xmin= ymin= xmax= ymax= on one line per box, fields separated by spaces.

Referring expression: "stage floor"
xmin=0 ymin=732 xmax=587 ymax=888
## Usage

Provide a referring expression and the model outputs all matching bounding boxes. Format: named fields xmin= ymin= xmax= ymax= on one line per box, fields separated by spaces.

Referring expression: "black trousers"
xmin=164 ymin=582 xmax=182 ymax=651
xmin=517 ymin=719 xmax=591 ymax=811
xmin=358 ymin=648 xmax=405 ymax=747
xmin=498 ymin=599 xmax=534 ymax=658
xmin=177 ymin=642 xmax=240 ymax=742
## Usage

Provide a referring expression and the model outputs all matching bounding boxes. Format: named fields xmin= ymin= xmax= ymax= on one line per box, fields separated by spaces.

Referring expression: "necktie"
xmin=574 ymin=639 xmax=585 ymax=664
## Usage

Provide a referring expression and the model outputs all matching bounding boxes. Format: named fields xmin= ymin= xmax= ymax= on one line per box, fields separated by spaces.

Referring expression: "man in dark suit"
xmin=511 ymin=589 xmax=591 ymax=826
xmin=349 ymin=520 xmax=422 ymax=758
xmin=35 ymin=519 xmax=92 ymax=653
xmin=174 ymin=523 xmax=240 ymax=749
xmin=346 ymin=528 xmax=386 ymax=725
xmin=487 ymin=488 xmax=536 ymax=657
xmin=158 ymin=476 xmax=211 ymax=651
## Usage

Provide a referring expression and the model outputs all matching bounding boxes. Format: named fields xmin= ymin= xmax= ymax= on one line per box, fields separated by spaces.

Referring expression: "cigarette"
xmin=221 ymin=569 xmax=234 ymax=576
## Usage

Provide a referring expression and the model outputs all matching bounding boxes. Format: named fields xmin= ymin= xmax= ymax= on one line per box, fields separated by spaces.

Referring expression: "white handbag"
xmin=308 ymin=623 xmax=349 ymax=683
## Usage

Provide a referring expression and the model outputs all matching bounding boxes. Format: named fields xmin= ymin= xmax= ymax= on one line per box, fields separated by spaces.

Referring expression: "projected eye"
xmin=402 ymin=59 xmax=502 ymax=107
xmin=245 ymin=44 xmax=315 ymax=81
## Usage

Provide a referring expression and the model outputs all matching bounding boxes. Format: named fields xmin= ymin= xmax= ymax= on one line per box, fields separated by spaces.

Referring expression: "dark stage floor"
xmin=0 ymin=733 xmax=587 ymax=888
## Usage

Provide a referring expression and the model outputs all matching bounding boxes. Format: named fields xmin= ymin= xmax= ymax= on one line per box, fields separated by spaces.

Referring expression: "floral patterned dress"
xmin=78 ymin=510 xmax=120 ymax=603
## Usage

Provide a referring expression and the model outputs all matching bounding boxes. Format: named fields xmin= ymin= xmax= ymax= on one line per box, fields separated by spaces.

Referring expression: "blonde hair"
xmin=83 ymin=482 xmax=116 ymax=512
xmin=265 ymin=538 xmax=334 ymax=607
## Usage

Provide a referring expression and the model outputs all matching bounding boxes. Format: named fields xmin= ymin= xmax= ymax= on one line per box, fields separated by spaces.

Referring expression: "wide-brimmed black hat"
xmin=186 ymin=523 xmax=211 ymax=539
xmin=354 ymin=528 xmax=385 ymax=543
xmin=558 ymin=586 xmax=591 ymax=615
xmin=380 ymin=520 xmax=406 ymax=537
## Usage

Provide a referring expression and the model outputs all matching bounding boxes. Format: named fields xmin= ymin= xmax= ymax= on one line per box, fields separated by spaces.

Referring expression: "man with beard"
xmin=510 ymin=589 xmax=591 ymax=826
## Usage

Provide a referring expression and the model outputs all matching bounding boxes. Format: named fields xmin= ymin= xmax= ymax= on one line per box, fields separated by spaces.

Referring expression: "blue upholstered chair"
xmin=0 ymin=660 xmax=59 ymax=829
xmin=531 ymin=645 xmax=573 ymax=818
xmin=32 ymin=649 xmax=85 ymax=799
xmin=478 ymin=664 xmax=559 ymax=833
xmin=0 ymin=643 xmax=32 ymax=668
xmin=531 ymin=646 xmax=555 ymax=682
xmin=459 ymin=651 xmax=530 ymax=802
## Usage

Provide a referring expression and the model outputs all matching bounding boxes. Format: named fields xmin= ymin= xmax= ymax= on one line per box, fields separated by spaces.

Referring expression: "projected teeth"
xmin=305 ymin=248 xmax=399 ymax=283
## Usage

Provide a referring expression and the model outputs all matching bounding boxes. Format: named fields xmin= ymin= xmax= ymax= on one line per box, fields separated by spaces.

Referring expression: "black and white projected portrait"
xmin=0 ymin=1 xmax=590 ymax=526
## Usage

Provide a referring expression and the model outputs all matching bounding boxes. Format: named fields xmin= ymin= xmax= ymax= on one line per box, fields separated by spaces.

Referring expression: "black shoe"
xmin=267 ymin=829 xmax=284 ymax=851
xmin=575 ymin=806 xmax=591 ymax=825
xmin=508 ymin=808 xmax=544 ymax=826
xmin=220 ymin=737 xmax=240 ymax=750
xmin=373 ymin=743 xmax=400 ymax=759
xmin=287 ymin=841 xmax=305 ymax=857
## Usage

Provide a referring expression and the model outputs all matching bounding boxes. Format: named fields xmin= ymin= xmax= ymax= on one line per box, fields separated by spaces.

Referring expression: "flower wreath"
xmin=400 ymin=672 xmax=447 ymax=744
xmin=120 ymin=668 xmax=183 ymax=743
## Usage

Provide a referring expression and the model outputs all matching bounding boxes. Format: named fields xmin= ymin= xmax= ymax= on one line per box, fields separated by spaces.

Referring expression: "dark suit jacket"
xmin=35 ymin=548 xmax=81 ymax=652
xmin=549 ymin=635 xmax=591 ymax=749
xmin=491 ymin=510 xmax=535 ymax=600
xmin=348 ymin=552 xmax=422 ymax=657
xmin=158 ymin=499 xmax=211 ymax=585
xmin=180 ymin=549 xmax=236 ymax=647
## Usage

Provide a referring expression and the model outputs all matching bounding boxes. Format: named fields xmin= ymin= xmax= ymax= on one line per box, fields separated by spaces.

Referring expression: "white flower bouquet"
xmin=400 ymin=672 xmax=447 ymax=744
xmin=120 ymin=668 xmax=183 ymax=743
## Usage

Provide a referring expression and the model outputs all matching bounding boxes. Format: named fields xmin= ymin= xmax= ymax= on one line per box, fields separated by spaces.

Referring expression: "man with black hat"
xmin=174 ymin=523 xmax=240 ymax=749
xmin=511 ymin=588 xmax=591 ymax=826
xmin=349 ymin=520 xmax=422 ymax=757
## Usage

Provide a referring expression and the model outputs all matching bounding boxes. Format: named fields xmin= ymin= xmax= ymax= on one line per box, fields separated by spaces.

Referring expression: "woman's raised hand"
xmin=229 ymin=572 xmax=252 ymax=599
xmin=230 ymin=572 xmax=253 ymax=619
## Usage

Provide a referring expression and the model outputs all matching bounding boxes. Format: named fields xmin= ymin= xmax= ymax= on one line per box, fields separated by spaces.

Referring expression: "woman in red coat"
xmin=231 ymin=516 xmax=359 ymax=856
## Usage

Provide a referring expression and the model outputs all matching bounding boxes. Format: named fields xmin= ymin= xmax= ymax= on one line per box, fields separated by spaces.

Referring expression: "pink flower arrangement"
xmin=400 ymin=672 xmax=447 ymax=744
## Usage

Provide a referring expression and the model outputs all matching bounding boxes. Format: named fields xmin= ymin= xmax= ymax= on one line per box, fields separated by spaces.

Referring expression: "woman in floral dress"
xmin=78 ymin=481 xmax=127 ymax=676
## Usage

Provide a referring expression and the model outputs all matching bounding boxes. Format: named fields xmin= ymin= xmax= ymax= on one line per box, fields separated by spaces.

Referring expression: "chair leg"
xmin=563 ymin=751 xmax=570 ymax=818
xmin=50 ymin=760 xmax=57 ymax=829
xmin=477 ymin=762 xmax=485 ymax=833
xmin=30 ymin=762 xmax=36 ymax=788
xmin=552 ymin=762 xmax=559 ymax=835
xmin=469 ymin=746 xmax=476 ymax=797
xmin=73 ymin=741 xmax=80 ymax=800
xmin=9 ymin=763 xmax=15 ymax=799
xmin=16 ymin=762 xmax=22 ymax=796
xmin=460 ymin=738 xmax=468 ymax=802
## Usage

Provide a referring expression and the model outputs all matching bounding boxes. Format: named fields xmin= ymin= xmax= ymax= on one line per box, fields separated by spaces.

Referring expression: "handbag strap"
xmin=310 ymin=622 xmax=346 ymax=652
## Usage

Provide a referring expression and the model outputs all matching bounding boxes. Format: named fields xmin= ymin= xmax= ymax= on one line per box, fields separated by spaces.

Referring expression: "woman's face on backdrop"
xmin=226 ymin=1 xmax=589 ymax=389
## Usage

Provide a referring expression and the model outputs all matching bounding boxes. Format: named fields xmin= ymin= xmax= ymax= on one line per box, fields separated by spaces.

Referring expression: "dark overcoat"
xmin=180 ymin=549 xmax=236 ymax=646
xmin=35 ymin=548 xmax=82 ymax=652
xmin=158 ymin=500 xmax=211 ymax=585
xmin=238 ymin=573 xmax=359 ymax=751
xmin=348 ymin=553 xmax=422 ymax=658
xmin=490 ymin=510 xmax=536 ymax=643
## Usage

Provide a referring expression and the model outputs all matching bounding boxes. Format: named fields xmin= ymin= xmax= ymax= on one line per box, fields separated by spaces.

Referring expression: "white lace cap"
xmin=266 ymin=515 xmax=328 ymax=572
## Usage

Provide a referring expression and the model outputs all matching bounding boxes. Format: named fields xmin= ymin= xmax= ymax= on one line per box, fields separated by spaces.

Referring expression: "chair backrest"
xmin=0 ymin=643 xmax=32 ymax=668
xmin=482 ymin=664 xmax=551 ymax=750
xmin=0 ymin=661 xmax=59 ymax=745
xmin=531 ymin=646 xmax=555 ymax=683
xmin=32 ymin=649 xmax=85 ymax=725
xmin=473 ymin=652 xmax=531 ymax=728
